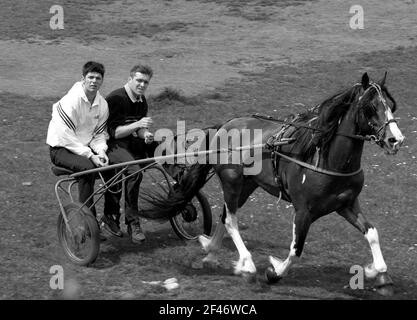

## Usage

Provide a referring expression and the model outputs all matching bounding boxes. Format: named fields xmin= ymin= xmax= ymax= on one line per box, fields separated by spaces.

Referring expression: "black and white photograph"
xmin=0 ymin=0 xmax=416 ymax=307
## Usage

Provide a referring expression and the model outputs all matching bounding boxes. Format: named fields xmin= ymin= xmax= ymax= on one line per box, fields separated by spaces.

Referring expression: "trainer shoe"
xmin=100 ymin=215 xmax=123 ymax=238
xmin=127 ymin=221 xmax=146 ymax=243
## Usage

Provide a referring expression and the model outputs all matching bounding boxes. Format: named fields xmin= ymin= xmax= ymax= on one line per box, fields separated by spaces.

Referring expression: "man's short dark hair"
xmin=130 ymin=64 xmax=153 ymax=78
xmin=82 ymin=61 xmax=105 ymax=77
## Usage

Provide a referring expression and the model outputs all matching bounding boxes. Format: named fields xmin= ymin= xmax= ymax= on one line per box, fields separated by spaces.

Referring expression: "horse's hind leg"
xmin=200 ymin=206 xmax=257 ymax=275
xmin=266 ymin=209 xmax=312 ymax=283
xmin=224 ymin=203 xmax=257 ymax=275
xmin=337 ymin=199 xmax=393 ymax=295
xmin=224 ymin=177 xmax=258 ymax=275
xmin=199 ymin=172 xmax=257 ymax=275
xmin=221 ymin=169 xmax=256 ymax=275
xmin=198 ymin=205 xmax=226 ymax=266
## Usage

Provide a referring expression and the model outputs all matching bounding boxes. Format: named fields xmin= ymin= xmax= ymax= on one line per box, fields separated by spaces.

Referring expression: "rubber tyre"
xmin=57 ymin=203 xmax=100 ymax=266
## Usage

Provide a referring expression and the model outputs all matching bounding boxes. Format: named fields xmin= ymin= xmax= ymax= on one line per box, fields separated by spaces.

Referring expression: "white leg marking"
xmin=223 ymin=204 xmax=256 ymax=274
xmin=364 ymin=227 xmax=387 ymax=276
xmin=198 ymin=215 xmax=226 ymax=265
xmin=364 ymin=262 xmax=378 ymax=279
xmin=198 ymin=219 xmax=225 ymax=252
xmin=198 ymin=234 xmax=211 ymax=252
xmin=301 ymin=174 xmax=306 ymax=184
xmin=269 ymin=218 xmax=298 ymax=277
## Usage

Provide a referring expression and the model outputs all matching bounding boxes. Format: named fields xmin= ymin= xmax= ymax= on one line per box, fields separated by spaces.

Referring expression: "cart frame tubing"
xmin=54 ymin=162 xmax=162 ymax=232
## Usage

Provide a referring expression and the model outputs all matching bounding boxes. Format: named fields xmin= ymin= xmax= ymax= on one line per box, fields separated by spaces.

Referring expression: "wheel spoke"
xmin=57 ymin=203 xmax=100 ymax=266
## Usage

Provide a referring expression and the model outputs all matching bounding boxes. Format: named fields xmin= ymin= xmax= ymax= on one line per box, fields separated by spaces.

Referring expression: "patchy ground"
xmin=0 ymin=0 xmax=416 ymax=300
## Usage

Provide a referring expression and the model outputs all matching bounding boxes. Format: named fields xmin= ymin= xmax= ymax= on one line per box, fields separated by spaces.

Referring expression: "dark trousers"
xmin=103 ymin=144 xmax=142 ymax=225
xmin=50 ymin=147 xmax=97 ymax=216
xmin=103 ymin=141 xmax=159 ymax=225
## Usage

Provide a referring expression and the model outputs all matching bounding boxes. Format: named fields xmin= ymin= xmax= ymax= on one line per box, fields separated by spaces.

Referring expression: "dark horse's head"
xmin=354 ymin=72 xmax=404 ymax=154
xmin=298 ymin=72 xmax=405 ymax=159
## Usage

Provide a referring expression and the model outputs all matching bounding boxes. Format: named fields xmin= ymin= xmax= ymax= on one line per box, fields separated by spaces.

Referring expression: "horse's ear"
xmin=379 ymin=71 xmax=387 ymax=86
xmin=361 ymin=72 xmax=370 ymax=89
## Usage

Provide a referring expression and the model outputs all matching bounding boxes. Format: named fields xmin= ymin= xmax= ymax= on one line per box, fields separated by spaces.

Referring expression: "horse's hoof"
xmin=375 ymin=272 xmax=393 ymax=287
xmin=265 ymin=266 xmax=282 ymax=284
xmin=376 ymin=285 xmax=394 ymax=296
xmin=375 ymin=272 xmax=394 ymax=296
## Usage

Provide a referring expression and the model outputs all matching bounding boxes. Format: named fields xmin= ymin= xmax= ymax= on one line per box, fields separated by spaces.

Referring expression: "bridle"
xmin=356 ymin=82 xmax=399 ymax=146
xmin=366 ymin=118 xmax=398 ymax=146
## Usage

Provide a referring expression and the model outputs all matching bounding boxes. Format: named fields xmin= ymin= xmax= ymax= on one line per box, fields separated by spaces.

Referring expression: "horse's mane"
xmin=290 ymin=84 xmax=362 ymax=161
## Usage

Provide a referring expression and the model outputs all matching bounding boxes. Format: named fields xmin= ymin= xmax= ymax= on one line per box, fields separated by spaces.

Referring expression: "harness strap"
xmin=335 ymin=131 xmax=372 ymax=141
xmin=253 ymin=114 xmax=321 ymax=132
xmin=253 ymin=114 xmax=372 ymax=141
xmin=256 ymin=113 xmax=364 ymax=177
xmin=273 ymin=150 xmax=363 ymax=177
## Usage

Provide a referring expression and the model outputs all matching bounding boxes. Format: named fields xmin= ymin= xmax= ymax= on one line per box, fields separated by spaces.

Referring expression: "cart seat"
xmin=51 ymin=166 xmax=75 ymax=176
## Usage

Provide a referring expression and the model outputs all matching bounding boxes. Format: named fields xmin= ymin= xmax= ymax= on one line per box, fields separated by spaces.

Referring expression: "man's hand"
xmin=144 ymin=131 xmax=154 ymax=144
xmin=90 ymin=154 xmax=108 ymax=167
xmin=136 ymin=117 xmax=153 ymax=129
xmin=114 ymin=117 xmax=154 ymax=139
xmin=98 ymin=150 xmax=109 ymax=166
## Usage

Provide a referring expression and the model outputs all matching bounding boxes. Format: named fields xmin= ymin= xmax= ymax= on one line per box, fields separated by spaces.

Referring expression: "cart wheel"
xmin=140 ymin=163 xmax=212 ymax=240
xmin=170 ymin=190 xmax=212 ymax=240
xmin=57 ymin=203 xmax=100 ymax=266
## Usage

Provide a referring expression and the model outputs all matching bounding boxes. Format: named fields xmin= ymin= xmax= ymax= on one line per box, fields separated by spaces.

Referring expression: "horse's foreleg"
xmin=266 ymin=210 xmax=311 ymax=283
xmin=364 ymin=226 xmax=388 ymax=278
xmin=338 ymin=200 xmax=393 ymax=295
xmin=338 ymin=201 xmax=388 ymax=276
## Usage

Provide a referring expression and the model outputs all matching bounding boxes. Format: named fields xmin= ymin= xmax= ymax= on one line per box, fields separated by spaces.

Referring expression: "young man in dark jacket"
xmin=101 ymin=64 xmax=156 ymax=243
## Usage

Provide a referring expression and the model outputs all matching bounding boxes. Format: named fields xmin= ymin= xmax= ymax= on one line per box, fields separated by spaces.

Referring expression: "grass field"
xmin=0 ymin=0 xmax=416 ymax=300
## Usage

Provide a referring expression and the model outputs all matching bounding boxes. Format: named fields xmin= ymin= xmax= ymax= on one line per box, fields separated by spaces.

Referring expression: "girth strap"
xmin=273 ymin=150 xmax=363 ymax=177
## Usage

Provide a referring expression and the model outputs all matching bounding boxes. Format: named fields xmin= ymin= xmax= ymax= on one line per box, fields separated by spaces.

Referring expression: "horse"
xmin=146 ymin=72 xmax=405 ymax=294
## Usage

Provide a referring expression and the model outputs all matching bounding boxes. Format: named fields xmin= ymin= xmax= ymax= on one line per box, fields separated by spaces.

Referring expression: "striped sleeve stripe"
xmin=57 ymin=103 xmax=76 ymax=131
xmin=94 ymin=121 xmax=107 ymax=134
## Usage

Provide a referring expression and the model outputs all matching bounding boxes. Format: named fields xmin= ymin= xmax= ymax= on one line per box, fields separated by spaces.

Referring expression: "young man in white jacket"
xmin=47 ymin=61 xmax=109 ymax=216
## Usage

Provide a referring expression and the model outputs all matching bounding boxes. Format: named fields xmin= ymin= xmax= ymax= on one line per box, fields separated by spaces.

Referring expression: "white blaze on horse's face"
xmin=369 ymin=83 xmax=405 ymax=154
xmin=384 ymin=104 xmax=404 ymax=153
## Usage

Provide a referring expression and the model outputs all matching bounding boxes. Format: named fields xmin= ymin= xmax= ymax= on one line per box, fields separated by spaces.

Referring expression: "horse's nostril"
xmin=388 ymin=137 xmax=397 ymax=144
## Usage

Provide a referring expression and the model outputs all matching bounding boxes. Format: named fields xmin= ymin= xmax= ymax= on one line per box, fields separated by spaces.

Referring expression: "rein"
xmin=252 ymin=113 xmax=372 ymax=141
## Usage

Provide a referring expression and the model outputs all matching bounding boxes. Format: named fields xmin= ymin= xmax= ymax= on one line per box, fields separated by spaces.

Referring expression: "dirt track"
xmin=0 ymin=0 xmax=416 ymax=300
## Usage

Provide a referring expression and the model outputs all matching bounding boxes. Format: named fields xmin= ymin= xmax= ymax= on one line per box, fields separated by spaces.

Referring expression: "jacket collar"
xmin=78 ymin=81 xmax=101 ymax=107
xmin=124 ymin=84 xmax=143 ymax=103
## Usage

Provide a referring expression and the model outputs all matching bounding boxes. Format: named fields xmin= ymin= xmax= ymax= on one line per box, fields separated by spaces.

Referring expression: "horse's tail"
xmin=139 ymin=124 xmax=221 ymax=220
xmin=139 ymin=163 xmax=213 ymax=220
